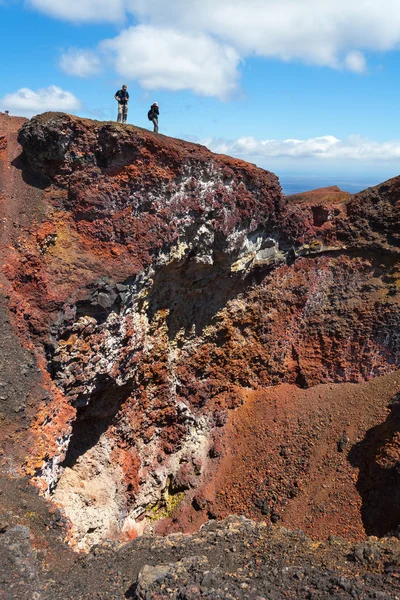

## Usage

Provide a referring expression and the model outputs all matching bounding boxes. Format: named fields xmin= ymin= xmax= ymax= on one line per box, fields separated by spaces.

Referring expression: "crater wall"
xmin=1 ymin=112 xmax=400 ymax=549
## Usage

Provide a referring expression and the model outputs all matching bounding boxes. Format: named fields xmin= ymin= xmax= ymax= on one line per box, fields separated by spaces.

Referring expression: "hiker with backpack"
xmin=114 ymin=85 xmax=129 ymax=124
xmin=148 ymin=102 xmax=159 ymax=133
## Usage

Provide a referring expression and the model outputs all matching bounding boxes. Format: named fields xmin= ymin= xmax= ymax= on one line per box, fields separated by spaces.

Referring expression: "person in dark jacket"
xmin=114 ymin=85 xmax=129 ymax=124
xmin=148 ymin=102 xmax=159 ymax=133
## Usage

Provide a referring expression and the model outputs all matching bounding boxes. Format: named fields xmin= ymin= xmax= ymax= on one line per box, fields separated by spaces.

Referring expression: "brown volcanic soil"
xmin=286 ymin=185 xmax=351 ymax=205
xmin=211 ymin=372 xmax=400 ymax=542
xmin=0 ymin=113 xmax=32 ymax=254
xmin=0 ymin=113 xmax=52 ymax=474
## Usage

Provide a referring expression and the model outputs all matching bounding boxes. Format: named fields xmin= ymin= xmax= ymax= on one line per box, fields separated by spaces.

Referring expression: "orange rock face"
xmin=1 ymin=112 xmax=400 ymax=549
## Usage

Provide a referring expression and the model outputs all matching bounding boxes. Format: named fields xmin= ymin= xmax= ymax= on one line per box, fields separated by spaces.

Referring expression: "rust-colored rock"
xmin=1 ymin=112 xmax=400 ymax=556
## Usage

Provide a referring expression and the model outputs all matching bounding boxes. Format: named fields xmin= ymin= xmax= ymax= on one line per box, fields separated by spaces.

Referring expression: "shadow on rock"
xmin=61 ymin=377 xmax=133 ymax=470
xmin=11 ymin=152 xmax=50 ymax=190
xmin=144 ymin=251 xmax=248 ymax=340
xmin=348 ymin=393 xmax=400 ymax=537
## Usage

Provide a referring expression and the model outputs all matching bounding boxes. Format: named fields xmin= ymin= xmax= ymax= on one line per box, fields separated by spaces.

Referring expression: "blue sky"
xmin=2 ymin=0 xmax=400 ymax=192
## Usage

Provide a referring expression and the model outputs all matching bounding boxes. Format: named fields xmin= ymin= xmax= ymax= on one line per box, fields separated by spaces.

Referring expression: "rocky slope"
xmin=2 ymin=491 xmax=400 ymax=600
xmin=0 ymin=111 xmax=400 ymax=597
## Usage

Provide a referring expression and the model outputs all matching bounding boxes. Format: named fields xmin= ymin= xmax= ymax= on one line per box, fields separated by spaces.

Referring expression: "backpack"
xmin=147 ymin=109 xmax=153 ymax=121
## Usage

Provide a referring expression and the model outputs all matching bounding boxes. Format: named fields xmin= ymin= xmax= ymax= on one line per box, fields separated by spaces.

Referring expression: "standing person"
xmin=148 ymin=102 xmax=159 ymax=133
xmin=114 ymin=85 xmax=129 ymax=124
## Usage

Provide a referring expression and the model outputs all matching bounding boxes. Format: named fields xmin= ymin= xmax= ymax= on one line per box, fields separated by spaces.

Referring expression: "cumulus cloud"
xmin=0 ymin=85 xmax=81 ymax=118
xmin=29 ymin=0 xmax=400 ymax=65
xmin=101 ymin=25 xmax=240 ymax=99
xmin=28 ymin=0 xmax=400 ymax=97
xmin=59 ymin=48 xmax=101 ymax=77
xmin=126 ymin=0 xmax=400 ymax=63
xmin=203 ymin=134 xmax=400 ymax=162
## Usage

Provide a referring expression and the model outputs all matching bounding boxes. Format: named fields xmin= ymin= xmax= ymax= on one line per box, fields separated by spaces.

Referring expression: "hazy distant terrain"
xmin=281 ymin=175 xmax=386 ymax=196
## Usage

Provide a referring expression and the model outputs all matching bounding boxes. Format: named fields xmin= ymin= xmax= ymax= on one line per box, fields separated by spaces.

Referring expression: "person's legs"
xmin=117 ymin=103 xmax=123 ymax=122
xmin=152 ymin=116 xmax=158 ymax=133
xmin=122 ymin=104 xmax=128 ymax=124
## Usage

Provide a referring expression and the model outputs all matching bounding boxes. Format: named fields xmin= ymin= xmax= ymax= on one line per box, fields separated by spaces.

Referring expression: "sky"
xmin=2 ymin=0 xmax=400 ymax=193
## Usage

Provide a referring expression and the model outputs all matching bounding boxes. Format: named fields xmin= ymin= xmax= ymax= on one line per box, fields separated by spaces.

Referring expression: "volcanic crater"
xmin=1 ymin=111 xmax=400 ymax=598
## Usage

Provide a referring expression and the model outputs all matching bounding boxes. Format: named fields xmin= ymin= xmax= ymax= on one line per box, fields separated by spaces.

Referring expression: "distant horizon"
xmin=279 ymin=173 xmax=392 ymax=196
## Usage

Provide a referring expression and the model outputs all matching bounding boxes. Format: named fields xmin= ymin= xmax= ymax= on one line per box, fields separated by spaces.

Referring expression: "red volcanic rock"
xmin=1 ymin=112 xmax=400 ymax=551
xmin=283 ymin=179 xmax=400 ymax=250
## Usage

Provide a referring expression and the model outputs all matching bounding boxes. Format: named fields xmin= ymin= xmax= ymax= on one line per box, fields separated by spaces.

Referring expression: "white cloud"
xmin=203 ymin=134 xmax=400 ymax=162
xmin=59 ymin=48 xmax=101 ymax=77
xmin=0 ymin=85 xmax=81 ymax=118
xmin=125 ymin=1 xmax=400 ymax=66
xmin=101 ymin=25 xmax=240 ymax=99
xmin=27 ymin=0 xmax=124 ymax=22
xmin=28 ymin=0 xmax=400 ymax=98
xmin=30 ymin=0 xmax=400 ymax=66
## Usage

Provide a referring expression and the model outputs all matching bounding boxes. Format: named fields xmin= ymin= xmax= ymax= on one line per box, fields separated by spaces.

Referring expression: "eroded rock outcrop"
xmin=1 ymin=112 xmax=400 ymax=553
